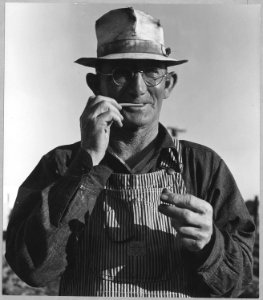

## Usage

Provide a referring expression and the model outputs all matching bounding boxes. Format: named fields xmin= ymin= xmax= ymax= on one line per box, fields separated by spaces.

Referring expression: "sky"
xmin=3 ymin=3 xmax=260 ymax=227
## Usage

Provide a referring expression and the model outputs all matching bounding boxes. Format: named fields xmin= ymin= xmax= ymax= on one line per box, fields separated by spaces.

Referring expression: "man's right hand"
xmin=80 ymin=96 xmax=123 ymax=166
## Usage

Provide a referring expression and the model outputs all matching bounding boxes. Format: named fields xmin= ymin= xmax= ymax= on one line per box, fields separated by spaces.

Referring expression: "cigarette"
xmin=120 ymin=103 xmax=144 ymax=107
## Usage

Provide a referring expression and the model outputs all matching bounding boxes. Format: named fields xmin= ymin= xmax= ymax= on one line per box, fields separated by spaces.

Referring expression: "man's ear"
xmin=163 ymin=72 xmax=177 ymax=99
xmin=86 ymin=73 xmax=100 ymax=95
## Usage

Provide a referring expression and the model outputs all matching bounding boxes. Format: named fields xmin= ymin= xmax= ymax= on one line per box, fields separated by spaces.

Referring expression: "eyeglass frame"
xmin=96 ymin=67 xmax=168 ymax=87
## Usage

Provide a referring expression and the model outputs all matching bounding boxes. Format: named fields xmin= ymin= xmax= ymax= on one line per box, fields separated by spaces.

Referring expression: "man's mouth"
xmin=120 ymin=103 xmax=144 ymax=108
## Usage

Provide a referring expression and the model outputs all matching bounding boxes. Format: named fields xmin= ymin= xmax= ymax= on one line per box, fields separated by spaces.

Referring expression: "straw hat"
xmin=75 ymin=7 xmax=188 ymax=68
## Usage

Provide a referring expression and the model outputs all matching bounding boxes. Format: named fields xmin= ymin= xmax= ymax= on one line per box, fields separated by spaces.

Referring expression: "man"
xmin=5 ymin=7 xmax=255 ymax=297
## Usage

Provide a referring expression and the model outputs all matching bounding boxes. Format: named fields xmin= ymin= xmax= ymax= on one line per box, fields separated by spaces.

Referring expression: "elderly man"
xmin=6 ymin=7 xmax=254 ymax=297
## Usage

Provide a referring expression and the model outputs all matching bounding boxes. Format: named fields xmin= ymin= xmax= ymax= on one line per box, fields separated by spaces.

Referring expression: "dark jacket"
xmin=5 ymin=128 xmax=255 ymax=297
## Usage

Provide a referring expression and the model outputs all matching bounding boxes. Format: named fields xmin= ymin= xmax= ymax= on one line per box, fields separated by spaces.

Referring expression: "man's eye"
xmin=114 ymin=69 xmax=131 ymax=79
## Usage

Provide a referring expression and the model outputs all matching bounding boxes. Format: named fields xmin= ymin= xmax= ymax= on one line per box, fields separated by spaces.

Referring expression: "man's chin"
xmin=112 ymin=118 xmax=149 ymax=132
xmin=122 ymin=117 xmax=150 ymax=130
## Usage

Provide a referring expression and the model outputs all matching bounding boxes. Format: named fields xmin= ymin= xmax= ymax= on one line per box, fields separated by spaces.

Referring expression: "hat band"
xmin=97 ymin=39 xmax=169 ymax=57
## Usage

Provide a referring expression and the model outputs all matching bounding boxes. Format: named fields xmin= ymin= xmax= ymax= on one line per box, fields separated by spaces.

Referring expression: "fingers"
xmin=81 ymin=95 xmax=123 ymax=128
xmin=174 ymin=224 xmax=201 ymax=238
xmin=79 ymin=95 xmax=124 ymax=165
xmin=158 ymin=191 xmax=213 ymax=228
xmin=158 ymin=204 xmax=200 ymax=227
xmin=91 ymin=101 xmax=122 ymax=120
xmin=160 ymin=189 xmax=212 ymax=215
xmin=97 ymin=110 xmax=123 ymax=128
xmin=158 ymin=203 xmax=212 ymax=231
xmin=158 ymin=190 xmax=213 ymax=251
xmin=171 ymin=220 xmax=212 ymax=241
xmin=87 ymin=95 xmax=122 ymax=111
xmin=174 ymin=223 xmax=213 ymax=251
xmin=83 ymin=95 xmax=122 ymax=115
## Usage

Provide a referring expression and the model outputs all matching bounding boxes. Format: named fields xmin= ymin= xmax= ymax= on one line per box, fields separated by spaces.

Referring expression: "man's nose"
xmin=128 ymin=71 xmax=147 ymax=96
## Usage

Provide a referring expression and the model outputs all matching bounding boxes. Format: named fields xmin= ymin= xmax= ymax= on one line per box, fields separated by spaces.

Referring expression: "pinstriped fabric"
xmin=107 ymin=169 xmax=183 ymax=191
xmin=59 ymin=139 xmax=191 ymax=297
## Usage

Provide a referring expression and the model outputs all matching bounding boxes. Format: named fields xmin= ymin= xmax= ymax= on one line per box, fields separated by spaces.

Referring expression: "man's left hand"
xmin=158 ymin=189 xmax=213 ymax=252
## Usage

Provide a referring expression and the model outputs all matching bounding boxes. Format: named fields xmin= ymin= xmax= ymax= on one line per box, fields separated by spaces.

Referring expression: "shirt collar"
xmin=157 ymin=123 xmax=183 ymax=173
xmin=156 ymin=123 xmax=177 ymax=151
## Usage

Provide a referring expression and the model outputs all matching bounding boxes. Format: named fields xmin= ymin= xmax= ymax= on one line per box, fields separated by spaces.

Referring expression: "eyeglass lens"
xmin=112 ymin=68 xmax=166 ymax=87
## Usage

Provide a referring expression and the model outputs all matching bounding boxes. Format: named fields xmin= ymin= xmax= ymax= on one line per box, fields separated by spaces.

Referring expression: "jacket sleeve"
xmin=5 ymin=147 xmax=112 ymax=287
xmin=184 ymin=156 xmax=255 ymax=297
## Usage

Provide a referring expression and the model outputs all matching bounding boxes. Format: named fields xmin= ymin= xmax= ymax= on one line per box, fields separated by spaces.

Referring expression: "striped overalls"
xmin=60 ymin=140 xmax=192 ymax=297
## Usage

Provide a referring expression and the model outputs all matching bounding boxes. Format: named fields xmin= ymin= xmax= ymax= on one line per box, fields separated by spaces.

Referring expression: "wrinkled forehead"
xmin=96 ymin=59 xmax=167 ymax=72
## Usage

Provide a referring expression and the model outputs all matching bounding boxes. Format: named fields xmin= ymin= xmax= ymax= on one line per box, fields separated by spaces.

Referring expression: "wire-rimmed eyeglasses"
xmin=97 ymin=67 xmax=168 ymax=87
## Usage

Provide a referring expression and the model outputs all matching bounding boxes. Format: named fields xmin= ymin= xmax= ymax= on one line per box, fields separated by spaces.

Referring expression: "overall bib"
xmin=60 ymin=142 xmax=192 ymax=297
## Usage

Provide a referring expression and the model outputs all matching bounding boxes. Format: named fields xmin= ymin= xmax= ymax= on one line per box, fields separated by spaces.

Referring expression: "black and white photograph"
xmin=2 ymin=2 xmax=260 ymax=297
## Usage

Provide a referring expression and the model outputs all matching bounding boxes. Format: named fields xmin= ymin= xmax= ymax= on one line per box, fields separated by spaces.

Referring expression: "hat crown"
xmin=75 ymin=7 xmax=188 ymax=68
xmin=96 ymin=7 xmax=165 ymax=56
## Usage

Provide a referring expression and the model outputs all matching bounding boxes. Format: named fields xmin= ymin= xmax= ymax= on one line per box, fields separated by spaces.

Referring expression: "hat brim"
xmin=75 ymin=53 xmax=188 ymax=68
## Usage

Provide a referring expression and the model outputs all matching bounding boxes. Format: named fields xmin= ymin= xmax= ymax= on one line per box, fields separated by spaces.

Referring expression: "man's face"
xmin=96 ymin=60 xmax=174 ymax=130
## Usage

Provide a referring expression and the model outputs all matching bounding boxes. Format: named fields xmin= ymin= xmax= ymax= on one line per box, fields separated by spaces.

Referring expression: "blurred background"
xmin=2 ymin=3 xmax=260 ymax=297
